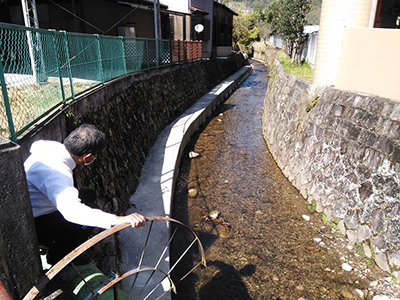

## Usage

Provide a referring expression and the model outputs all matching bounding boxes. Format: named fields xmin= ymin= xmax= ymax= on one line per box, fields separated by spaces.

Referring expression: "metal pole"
xmin=30 ymin=0 xmax=40 ymax=27
xmin=95 ymin=34 xmax=104 ymax=85
xmin=153 ymin=0 xmax=161 ymax=65
xmin=62 ymin=31 xmax=75 ymax=101
xmin=21 ymin=0 xmax=47 ymax=84
xmin=168 ymin=39 xmax=172 ymax=66
xmin=0 ymin=60 xmax=17 ymax=142
xmin=146 ymin=38 xmax=150 ymax=70
xmin=52 ymin=30 xmax=66 ymax=102
xmin=120 ymin=36 xmax=127 ymax=76
xmin=21 ymin=0 xmax=37 ymax=82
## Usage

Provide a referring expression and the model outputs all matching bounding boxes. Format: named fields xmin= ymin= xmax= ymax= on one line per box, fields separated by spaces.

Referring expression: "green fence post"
xmin=146 ymin=38 xmax=150 ymax=70
xmin=120 ymin=36 xmax=127 ymax=76
xmin=168 ymin=39 xmax=172 ymax=66
xmin=62 ymin=31 xmax=75 ymax=101
xmin=52 ymin=30 xmax=66 ymax=103
xmin=161 ymin=39 xmax=165 ymax=67
xmin=96 ymin=34 xmax=104 ymax=85
xmin=0 ymin=60 xmax=17 ymax=142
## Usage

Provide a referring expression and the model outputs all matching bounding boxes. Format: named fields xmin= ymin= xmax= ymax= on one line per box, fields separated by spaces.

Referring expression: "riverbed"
xmin=170 ymin=61 xmax=395 ymax=300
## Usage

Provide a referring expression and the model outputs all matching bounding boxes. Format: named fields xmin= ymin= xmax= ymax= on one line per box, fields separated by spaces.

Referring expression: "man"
xmin=24 ymin=124 xmax=146 ymax=265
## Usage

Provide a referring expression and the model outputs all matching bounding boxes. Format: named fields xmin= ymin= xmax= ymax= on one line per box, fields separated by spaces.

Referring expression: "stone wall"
xmin=17 ymin=54 xmax=247 ymax=215
xmin=0 ymin=137 xmax=42 ymax=299
xmin=67 ymin=55 xmax=248 ymax=214
xmin=262 ymin=59 xmax=400 ymax=275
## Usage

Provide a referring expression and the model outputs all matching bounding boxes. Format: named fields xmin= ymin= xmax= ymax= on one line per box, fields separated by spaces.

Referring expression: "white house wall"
xmin=313 ymin=0 xmax=375 ymax=86
xmin=162 ymin=0 xmax=189 ymax=13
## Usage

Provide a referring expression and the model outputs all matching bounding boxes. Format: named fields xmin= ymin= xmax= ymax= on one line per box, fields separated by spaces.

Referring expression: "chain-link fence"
xmin=0 ymin=22 xmax=172 ymax=142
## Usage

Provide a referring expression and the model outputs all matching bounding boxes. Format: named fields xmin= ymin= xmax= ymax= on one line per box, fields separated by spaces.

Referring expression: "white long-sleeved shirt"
xmin=24 ymin=140 xmax=116 ymax=229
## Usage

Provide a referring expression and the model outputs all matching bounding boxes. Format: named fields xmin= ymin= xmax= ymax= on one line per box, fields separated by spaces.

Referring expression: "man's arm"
xmin=111 ymin=213 xmax=146 ymax=227
xmin=35 ymin=164 xmax=146 ymax=229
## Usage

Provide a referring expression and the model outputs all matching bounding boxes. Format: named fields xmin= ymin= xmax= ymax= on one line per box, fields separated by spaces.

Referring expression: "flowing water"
xmin=170 ymin=61 xmax=389 ymax=300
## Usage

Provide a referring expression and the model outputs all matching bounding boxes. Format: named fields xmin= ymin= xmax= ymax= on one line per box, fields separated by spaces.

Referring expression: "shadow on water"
xmin=198 ymin=261 xmax=255 ymax=300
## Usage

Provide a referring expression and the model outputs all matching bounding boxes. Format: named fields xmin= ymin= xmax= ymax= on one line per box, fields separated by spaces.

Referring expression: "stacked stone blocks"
xmin=262 ymin=60 xmax=400 ymax=275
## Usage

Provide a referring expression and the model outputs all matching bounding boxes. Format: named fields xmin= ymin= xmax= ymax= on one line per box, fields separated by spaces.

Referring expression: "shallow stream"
xmin=171 ymin=61 xmax=389 ymax=300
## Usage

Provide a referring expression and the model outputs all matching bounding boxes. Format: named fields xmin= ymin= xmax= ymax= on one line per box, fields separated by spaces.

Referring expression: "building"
xmin=0 ymin=0 xmax=238 ymax=58
xmin=0 ymin=0 xmax=171 ymax=38
xmin=161 ymin=0 xmax=238 ymax=57
xmin=313 ymin=0 xmax=400 ymax=101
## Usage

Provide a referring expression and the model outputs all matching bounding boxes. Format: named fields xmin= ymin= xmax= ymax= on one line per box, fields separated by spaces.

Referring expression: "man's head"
xmin=64 ymin=124 xmax=106 ymax=165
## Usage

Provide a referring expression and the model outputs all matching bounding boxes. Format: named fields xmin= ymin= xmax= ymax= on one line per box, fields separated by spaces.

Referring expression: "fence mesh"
xmin=124 ymin=38 xmax=147 ymax=73
xmin=0 ymin=24 xmax=67 ymax=139
xmin=0 ymin=22 xmax=187 ymax=141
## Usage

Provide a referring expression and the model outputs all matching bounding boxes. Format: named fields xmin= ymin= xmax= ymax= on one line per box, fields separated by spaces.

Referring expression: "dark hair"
xmin=64 ymin=124 xmax=106 ymax=156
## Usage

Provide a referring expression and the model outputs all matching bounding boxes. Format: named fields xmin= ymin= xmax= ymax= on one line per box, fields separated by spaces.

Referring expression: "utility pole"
xmin=153 ymin=0 xmax=161 ymax=65
xmin=21 ymin=0 xmax=40 ymax=29
xmin=21 ymin=0 xmax=46 ymax=83
xmin=153 ymin=0 xmax=161 ymax=40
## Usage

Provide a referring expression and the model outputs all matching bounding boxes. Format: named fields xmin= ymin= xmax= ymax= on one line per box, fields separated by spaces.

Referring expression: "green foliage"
xmin=233 ymin=8 xmax=268 ymax=45
xmin=354 ymin=242 xmax=377 ymax=267
xmin=320 ymin=213 xmax=341 ymax=233
xmin=225 ymin=0 xmax=320 ymax=57
xmin=264 ymin=0 xmax=313 ymax=64
xmin=267 ymin=0 xmax=311 ymax=42
xmin=265 ymin=0 xmax=280 ymax=34
xmin=354 ymin=242 xmax=364 ymax=254
xmin=307 ymin=200 xmax=317 ymax=212
xmin=277 ymin=50 xmax=313 ymax=81
xmin=247 ymin=27 xmax=261 ymax=43
xmin=306 ymin=95 xmax=319 ymax=112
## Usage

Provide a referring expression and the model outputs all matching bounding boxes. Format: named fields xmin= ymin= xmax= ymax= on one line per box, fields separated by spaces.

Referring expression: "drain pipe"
xmin=0 ymin=280 xmax=13 ymax=300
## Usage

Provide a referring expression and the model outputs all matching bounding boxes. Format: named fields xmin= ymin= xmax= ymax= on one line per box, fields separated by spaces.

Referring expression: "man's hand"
xmin=112 ymin=213 xmax=146 ymax=227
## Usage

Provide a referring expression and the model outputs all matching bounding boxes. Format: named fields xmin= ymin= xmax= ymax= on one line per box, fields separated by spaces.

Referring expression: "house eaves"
xmin=117 ymin=0 xmax=169 ymax=11
xmin=214 ymin=1 xmax=238 ymax=16
xmin=189 ymin=6 xmax=209 ymax=15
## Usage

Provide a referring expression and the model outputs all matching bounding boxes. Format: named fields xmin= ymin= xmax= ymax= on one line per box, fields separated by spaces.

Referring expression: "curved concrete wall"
xmin=262 ymin=59 xmax=400 ymax=275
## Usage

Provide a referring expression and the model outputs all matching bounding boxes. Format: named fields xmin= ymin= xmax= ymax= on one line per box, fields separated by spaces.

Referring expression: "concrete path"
xmin=118 ymin=64 xmax=252 ymax=299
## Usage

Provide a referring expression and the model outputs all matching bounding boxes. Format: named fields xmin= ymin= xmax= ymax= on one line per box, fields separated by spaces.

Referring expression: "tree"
xmin=267 ymin=0 xmax=311 ymax=64
xmin=306 ymin=4 xmax=321 ymax=25
xmin=265 ymin=0 xmax=279 ymax=33
xmin=226 ymin=0 xmax=313 ymax=55
xmin=233 ymin=9 xmax=264 ymax=46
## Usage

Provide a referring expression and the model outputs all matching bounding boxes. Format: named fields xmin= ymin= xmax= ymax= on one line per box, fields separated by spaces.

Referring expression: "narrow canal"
xmin=170 ymin=61 xmax=390 ymax=300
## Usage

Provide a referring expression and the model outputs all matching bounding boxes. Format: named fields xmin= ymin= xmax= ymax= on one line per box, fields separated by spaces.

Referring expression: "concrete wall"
xmin=336 ymin=27 xmax=400 ymax=102
xmin=300 ymin=33 xmax=318 ymax=69
xmin=313 ymin=0 xmax=374 ymax=86
xmin=192 ymin=0 xmax=214 ymax=57
xmin=162 ymin=0 xmax=189 ymax=13
xmin=262 ymin=59 xmax=400 ymax=276
xmin=0 ymin=54 xmax=247 ymax=297
xmin=268 ymin=33 xmax=318 ymax=69
xmin=0 ymin=137 xmax=42 ymax=299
